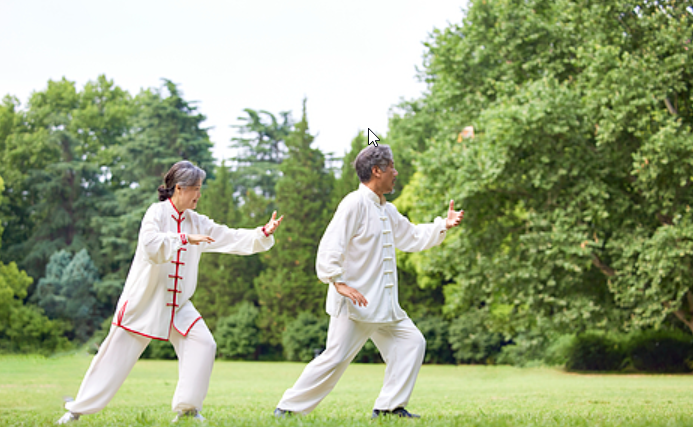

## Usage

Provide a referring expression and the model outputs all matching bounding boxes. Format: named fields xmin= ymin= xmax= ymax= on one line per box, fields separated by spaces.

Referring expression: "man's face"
xmin=379 ymin=161 xmax=398 ymax=194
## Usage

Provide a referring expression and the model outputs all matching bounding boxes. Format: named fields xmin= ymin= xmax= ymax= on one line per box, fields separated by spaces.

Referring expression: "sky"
xmin=0 ymin=0 xmax=467 ymax=163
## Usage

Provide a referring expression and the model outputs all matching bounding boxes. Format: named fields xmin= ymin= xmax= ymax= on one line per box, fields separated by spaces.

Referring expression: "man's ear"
xmin=371 ymin=166 xmax=381 ymax=178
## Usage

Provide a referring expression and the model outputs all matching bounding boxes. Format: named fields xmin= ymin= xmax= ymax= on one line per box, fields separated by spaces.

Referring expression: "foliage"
xmin=194 ymin=163 xmax=265 ymax=330
xmin=0 ymin=76 xmax=132 ymax=279
xmin=390 ymin=0 xmax=693 ymax=339
xmin=416 ymin=316 xmax=454 ymax=364
xmin=626 ymin=329 xmax=693 ymax=373
xmin=140 ymin=340 xmax=177 ymax=360
xmin=0 ymin=261 xmax=71 ymax=355
xmin=215 ymin=302 xmax=260 ymax=360
xmin=31 ymin=249 xmax=105 ymax=342
xmin=448 ymin=310 xmax=506 ymax=364
xmin=565 ymin=331 xmax=625 ymax=372
xmin=282 ymin=312 xmax=329 ymax=362
xmin=230 ymin=108 xmax=292 ymax=200
xmin=255 ymin=99 xmax=334 ymax=345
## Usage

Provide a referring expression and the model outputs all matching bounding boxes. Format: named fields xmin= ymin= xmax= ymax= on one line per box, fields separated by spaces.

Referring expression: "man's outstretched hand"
xmin=446 ymin=200 xmax=465 ymax=229
xmin=334 ymin=282 xmax=368 ymax=307
xmin=264 ymin=211 xmax=284 ymax=235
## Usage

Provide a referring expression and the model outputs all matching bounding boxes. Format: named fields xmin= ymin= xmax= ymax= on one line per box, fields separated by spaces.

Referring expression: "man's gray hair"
xmin=353 ymin=145 xmax=393 ymax=183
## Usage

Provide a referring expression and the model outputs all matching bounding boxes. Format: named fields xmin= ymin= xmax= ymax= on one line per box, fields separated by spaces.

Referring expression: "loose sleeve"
xmin=139 ymin=206 xmax=185 ymax=264
xmin=198 ymin=215 xmax=274 ymax=255
xmin=390 ymin=204 xmax=447 ymax=253
xmin=316 ymin=196 xmax=361 ymax=284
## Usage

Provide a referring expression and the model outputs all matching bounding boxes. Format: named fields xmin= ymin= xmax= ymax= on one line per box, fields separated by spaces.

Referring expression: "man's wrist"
xmin=261 ymin=225 xmax=270 ymax=237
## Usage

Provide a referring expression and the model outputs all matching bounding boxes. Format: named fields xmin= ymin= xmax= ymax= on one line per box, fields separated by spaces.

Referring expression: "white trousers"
xmin=65 ymin=320 xmax=216 ymax=415
xmin=277 ymin=310 xmax=426 ymax=414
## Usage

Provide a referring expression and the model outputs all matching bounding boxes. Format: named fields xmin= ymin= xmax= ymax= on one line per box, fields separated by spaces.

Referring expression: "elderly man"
xmin=274 ymin=145 xmax=464 ymax=419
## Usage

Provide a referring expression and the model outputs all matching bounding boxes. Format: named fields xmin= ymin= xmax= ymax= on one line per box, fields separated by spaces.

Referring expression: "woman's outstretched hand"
xmin=188 ymin=234 xmax=215 ymax=245
xmin=264 ymin=211 xmax=284 ymax=235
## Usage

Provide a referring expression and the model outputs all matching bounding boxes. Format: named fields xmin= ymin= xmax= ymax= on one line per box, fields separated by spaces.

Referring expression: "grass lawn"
xmin=0 ymin=354 xmax=691 ymax=426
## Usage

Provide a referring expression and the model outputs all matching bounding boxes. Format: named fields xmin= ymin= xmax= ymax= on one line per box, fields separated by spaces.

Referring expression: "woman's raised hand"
xmin=264 ymin=211 xmax=284 ymax=235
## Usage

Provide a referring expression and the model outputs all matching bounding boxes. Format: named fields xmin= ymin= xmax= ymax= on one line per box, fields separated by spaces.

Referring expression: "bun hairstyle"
xmin=157 ymin=161 xmax=207 ymax=201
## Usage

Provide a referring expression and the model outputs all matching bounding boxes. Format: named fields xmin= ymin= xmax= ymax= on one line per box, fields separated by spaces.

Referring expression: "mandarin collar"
xmin=359 ymin=183 xmax=385 ymax=206
xmin=167 ymin=198 xmax=185 ymax=216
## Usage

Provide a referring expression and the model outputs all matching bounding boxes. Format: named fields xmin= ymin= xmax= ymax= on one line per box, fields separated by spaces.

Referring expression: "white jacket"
xmin=113 ymin=199 xmax=274 ymax=340
xmin=316 ymin=184 xmax=447 ymax=323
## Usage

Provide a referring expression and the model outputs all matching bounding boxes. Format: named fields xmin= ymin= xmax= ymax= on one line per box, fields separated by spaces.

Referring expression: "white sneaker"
xmin=172 ymin=409 xmax=205 ymax=422
xmin=56 ymin=412 xmax=79 ymax=424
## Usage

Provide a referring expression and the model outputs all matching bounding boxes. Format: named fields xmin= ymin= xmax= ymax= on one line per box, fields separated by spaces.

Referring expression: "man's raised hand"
xmin=445 ymin=200 xmax=465 ymax=230
xmin=264 ymin=211 xmax=284 ymax=235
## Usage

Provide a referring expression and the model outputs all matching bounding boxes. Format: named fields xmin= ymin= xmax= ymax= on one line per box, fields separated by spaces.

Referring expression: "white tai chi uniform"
xmin=277 ymin=184 xmax=447 ymax=414
xmin=66 ymin=199 xmax=274 ymax=415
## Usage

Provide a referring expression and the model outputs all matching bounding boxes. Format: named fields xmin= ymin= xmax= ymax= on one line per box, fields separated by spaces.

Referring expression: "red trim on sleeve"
xmin=261 ymin=226 xmax=270 ymax=237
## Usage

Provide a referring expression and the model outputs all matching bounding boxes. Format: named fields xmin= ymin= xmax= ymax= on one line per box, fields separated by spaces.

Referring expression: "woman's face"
xmin=175 ymin=180 xmax=202 ymax=211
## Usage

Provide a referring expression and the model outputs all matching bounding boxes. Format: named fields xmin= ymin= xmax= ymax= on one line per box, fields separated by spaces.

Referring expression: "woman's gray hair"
xmin=353 ymin=145 xmax=394 ymax=183
xmin=158 ymin=161 xmax=207 ymax=201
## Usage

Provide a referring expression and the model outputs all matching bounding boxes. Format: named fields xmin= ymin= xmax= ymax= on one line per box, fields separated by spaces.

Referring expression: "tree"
xmin=32 ymin=249 xmax=105 ymax=342
xmin=0 ymin=175 xmax=70 ymax=354
xmin=193 ymin=162 xmax=266 ymax=330
xmin=230 ymin=108 xmax=292 ymax=200
xmin=254 ymin=99 xmax=334 ymax=345
xmin=0 ymin=76 xmax=132 ymax=280
xmin=390 ymin=0 xmax=693 ymax=336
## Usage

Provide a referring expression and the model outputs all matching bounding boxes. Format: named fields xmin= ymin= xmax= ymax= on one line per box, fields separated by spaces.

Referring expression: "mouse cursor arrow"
xmin=367 ymin=128 xmax=380 ymax=147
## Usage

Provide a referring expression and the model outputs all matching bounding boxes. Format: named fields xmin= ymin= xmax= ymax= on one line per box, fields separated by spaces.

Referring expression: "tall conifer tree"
xmin=254 ymin=99 xmax=334 ymax=345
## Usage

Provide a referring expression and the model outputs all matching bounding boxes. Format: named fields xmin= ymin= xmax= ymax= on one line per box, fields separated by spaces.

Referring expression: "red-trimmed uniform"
xmin=66 ymin=199 xmax=274 ymax=415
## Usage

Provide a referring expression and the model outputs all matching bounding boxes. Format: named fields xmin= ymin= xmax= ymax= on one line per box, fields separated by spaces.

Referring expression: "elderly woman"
xmin=58 ymin=161 xmax=283 ymax=424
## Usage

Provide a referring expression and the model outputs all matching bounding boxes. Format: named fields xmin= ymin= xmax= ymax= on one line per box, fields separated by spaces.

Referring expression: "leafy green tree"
xmin=390 ymin=0 xmax=693 ymax=337
xmin=254 ymin=100 xmax=334 ymax=345
xmin=0 ymin=76 xmax=132 ymax=280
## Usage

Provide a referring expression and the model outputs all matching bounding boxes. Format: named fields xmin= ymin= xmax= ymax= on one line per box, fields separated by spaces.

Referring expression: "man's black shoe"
xmin=274 ymin=408 xmax=294 ymax=418
xmin=372 ymin=407 xmax=420 ymax=419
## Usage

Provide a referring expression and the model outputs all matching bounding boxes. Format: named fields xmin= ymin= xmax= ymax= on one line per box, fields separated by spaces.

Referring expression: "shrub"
xmin=282 ymin=312 xmax=328 ymax=362
xmin=565 ymin=331 xmax=624 ymax=372
xmin=416 ymin=316 xmax=454 ymax=364
xmin=141 ymin=339 xmax=177 ymax=360
xmin=627 ymin=329 xmax=693 ymax=373
xmin=354 ymin=339 xmax=382 ymax=363
xmin=448 ymin=313 xmax=505 ymax=364
xmin=215 ymin=302 xmax=260 ymax=360
xmin=497 ymin=331 xmax=549 ymax=367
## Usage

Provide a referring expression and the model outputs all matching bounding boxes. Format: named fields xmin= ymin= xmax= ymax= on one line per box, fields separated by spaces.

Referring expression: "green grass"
xmin=1 ymin=354 xmax=692 ymax=426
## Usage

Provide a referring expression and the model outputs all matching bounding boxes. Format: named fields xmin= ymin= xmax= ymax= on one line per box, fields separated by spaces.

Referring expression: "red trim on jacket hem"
xmin=173 ymin=316 xmax=203 ymax=337
xmin=112 ymin=323 xmax=169 ymax=341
